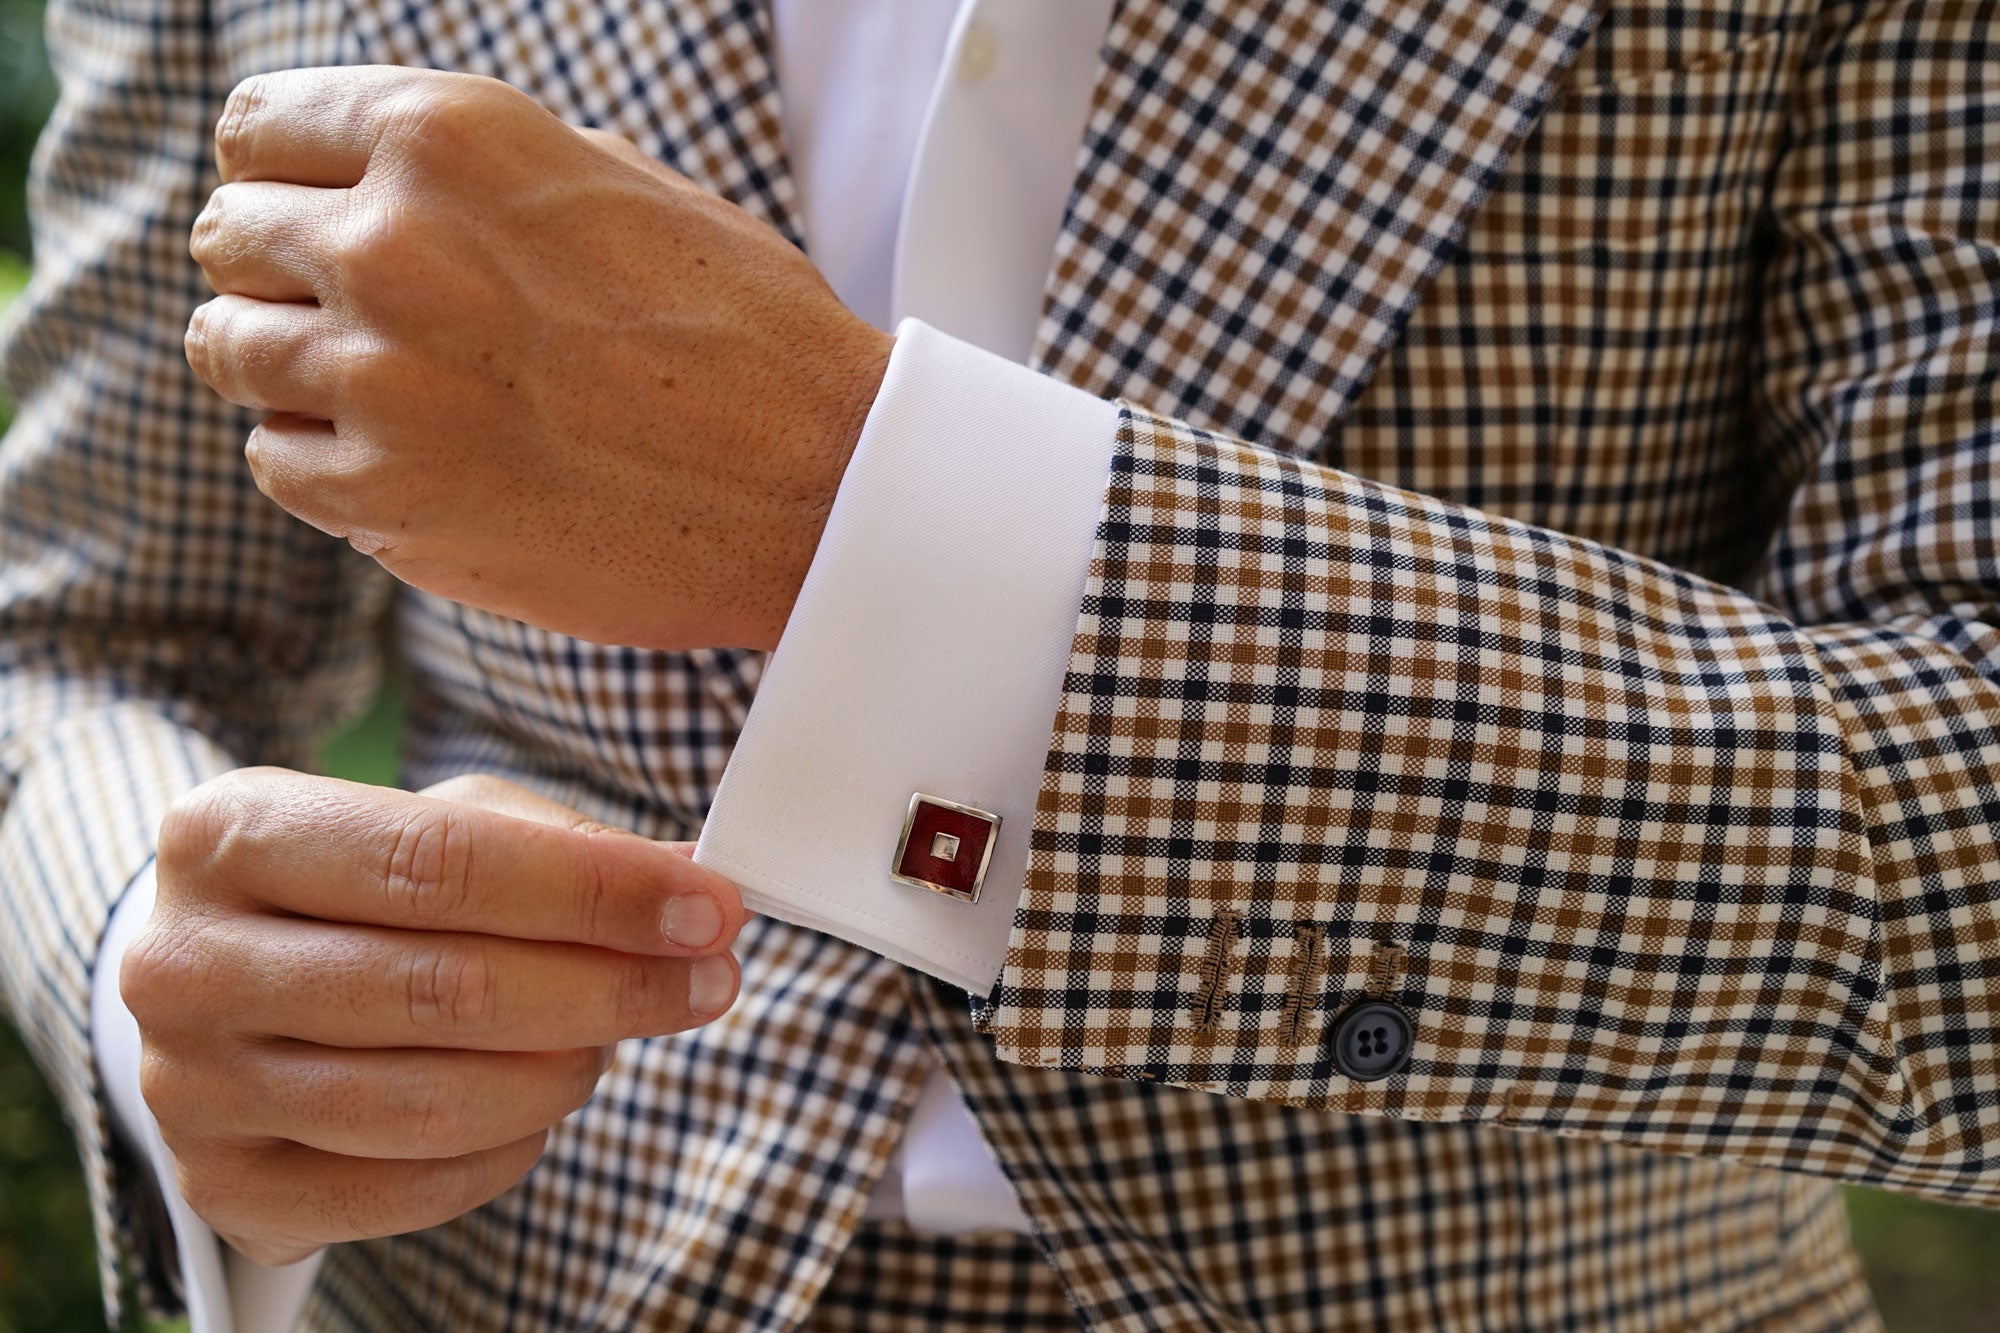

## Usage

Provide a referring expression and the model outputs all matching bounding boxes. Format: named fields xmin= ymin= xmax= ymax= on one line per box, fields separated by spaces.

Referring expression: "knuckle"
xmin=468 ymin=1129 xmax=548 ymax=1212
xmin=184 ymin=300 xmax=228 ymax=381
xmin=437 ymin=1133 xmax=544 ymax=1226
xmin=299 ymin=1171 xmax=368 ymax=1240
xmin=562 ymin=1047 xmax=609 ymax=1109
xmin=171 ymin=1139 xmax=262 ymax=1235
xmin=336 ymin=345 xmax=402 ymax=418
xmin=504 ymin=1128 xmax=551 ymax=1185
xmin=183 ymin=1145 xmax=324 ymax=1260
xmin=214 ymin=328 xmax=278 ymax=405
xmin=162 ymin=767 xmax=290 ymax=877
xmin=242 ymin=422 xmax=292 ymax=506
xmin=400 ymin=938 xmax=494 ymax=1035
xmin=186 ymin=302 xmax=273 ymax=405
xmin=190 ymin=185 xmax=259 ymax=277
xmin=119 ymin=922 xmax=201 ymax=1022
xmin=173 ymin=1155 xmax=230 ymax=1225
xmin=334 ymin=208 xmax=417 ymax=293
xmin=571 ymin=839 xmax=612 ymax=943
xmin=188 ymin=190 xmax=226 ymax=267
xmin=385 ymin=1065 xmax=468 ymax=1156
xmin=157 ymin=785 xmax=230 ymax=878
xmin=135 ymin=1047 xmax=190 ymax=1125
xmin=384 ymin=76 xmax=510 ymax=164
xmin=379 ymin=806 xmax=473 ymax=926
xmin=214 ymin=76 xmax=269 ymax=173
xmin=612 ymin=957 xmax=672 ymax=1033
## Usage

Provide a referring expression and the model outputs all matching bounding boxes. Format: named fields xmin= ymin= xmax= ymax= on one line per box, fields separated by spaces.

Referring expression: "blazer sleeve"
xmin=983 ymin=0 xmax=2000 ymax=1207
xmin=0 ymin=0 xmax=389 ymax=1318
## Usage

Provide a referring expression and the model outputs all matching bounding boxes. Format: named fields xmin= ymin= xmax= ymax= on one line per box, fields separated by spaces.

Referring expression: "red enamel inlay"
xmin=897 ymin=799 xmax=994 ymax=897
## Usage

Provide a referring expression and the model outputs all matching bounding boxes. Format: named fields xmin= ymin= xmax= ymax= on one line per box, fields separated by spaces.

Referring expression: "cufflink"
xmin=892 ymin=793 xmax=1000 ymax=904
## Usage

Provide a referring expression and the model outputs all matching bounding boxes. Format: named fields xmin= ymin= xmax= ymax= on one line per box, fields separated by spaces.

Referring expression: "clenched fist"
xmin=122 ymin=770 xmax=747 ymax=1265
xmin=183 ymin=66 xmax=893 ymax=652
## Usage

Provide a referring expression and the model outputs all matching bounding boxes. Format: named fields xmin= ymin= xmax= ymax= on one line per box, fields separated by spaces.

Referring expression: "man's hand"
xmin=183 ymin=66 xmax=893 ymax=652
xmin=121 ymin=769 xmax=747 ymax=1265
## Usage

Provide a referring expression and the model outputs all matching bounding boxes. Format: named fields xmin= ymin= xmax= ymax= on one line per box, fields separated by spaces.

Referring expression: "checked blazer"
xmin=3 ymin=0 xmax=1996 ymax=1327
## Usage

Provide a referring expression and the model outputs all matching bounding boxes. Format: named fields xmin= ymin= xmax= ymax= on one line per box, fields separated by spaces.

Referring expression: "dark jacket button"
xmin=1329 ymin=1001 xmax=1414 ymax=1082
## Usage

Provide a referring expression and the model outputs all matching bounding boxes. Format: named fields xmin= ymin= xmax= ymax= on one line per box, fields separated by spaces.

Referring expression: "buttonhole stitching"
xmin=1190 ymin=908 xmax=1244 ymax=1032
xmin=1281 ymin=924 xmax=1327 ymax=1048
xmin=1364 ymin=941 xmax=1405 ymax=1000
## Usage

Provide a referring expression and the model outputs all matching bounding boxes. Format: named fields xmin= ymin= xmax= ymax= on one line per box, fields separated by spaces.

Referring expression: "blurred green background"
xmin=1 ymin=1 xmax=1998 ymax=1329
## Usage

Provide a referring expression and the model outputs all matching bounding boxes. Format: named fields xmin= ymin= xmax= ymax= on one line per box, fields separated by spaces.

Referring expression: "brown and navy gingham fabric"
xmin=2 ymin=0 xmax=1992 ymax=1328
xmin=799 ymin=1218 xmax=1078 ymax=1332
xmin=992 ymin=0 xmax=2000 ymax=1207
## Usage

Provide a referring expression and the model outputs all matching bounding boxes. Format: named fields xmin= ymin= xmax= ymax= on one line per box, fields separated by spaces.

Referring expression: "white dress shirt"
xmin=91 ymin=2 xmax=1119 ymax=1327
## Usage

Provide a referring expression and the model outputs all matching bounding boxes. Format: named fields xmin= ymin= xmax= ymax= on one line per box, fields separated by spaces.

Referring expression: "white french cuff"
xmin=696 ymin=318 xmax=1120 ymax=993
xmin=92 ymin=862 xmax=323 ymax=1333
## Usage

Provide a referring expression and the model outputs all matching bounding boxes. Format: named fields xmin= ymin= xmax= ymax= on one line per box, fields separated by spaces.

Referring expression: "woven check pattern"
xmin=0 ymin=0 xmax=385 ymax=1315
xmin=994 ymin=0 xmax=2000 ymax=1209
xmin=2 ymin=0 xmax=1986 ymax=1328
xmin=798 ymin=1220 xmax=1077 ymax=1332
xmin=910 ymin=974 xmax=1873 ymax=1333
xmin=1032 ymin=0 xmax=1603 ymax=446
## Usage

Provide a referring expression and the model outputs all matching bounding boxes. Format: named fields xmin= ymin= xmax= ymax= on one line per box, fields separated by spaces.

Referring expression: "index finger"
xmin=214 ymin=66 xmax=443 ymax=187
xmin=176 ymin=771 xmax=745 ymax=955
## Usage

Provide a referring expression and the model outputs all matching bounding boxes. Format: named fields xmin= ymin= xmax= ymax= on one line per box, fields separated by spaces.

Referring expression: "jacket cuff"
xmin=983 ymin=406 xmax=1885 ymax=1179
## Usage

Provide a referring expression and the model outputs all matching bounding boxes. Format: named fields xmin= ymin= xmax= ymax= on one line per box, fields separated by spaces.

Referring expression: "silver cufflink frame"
xmin=891 ymin=791 xmax=1000 ymax=905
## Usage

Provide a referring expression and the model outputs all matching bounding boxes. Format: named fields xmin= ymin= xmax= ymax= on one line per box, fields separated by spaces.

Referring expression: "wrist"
xmin=753 ymin=320 xmax=894 ymax=650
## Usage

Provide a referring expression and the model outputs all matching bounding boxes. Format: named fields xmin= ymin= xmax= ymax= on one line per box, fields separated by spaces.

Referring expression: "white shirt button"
xmin=957 ymin=21 xmax=999 ymax=84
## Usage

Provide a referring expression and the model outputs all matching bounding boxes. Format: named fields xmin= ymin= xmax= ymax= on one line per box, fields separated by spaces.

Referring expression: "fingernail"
xmin=662 ymin=893 xmax=723 ymax=949
xmin=688 ymin=956 xmax=736 ymax=1017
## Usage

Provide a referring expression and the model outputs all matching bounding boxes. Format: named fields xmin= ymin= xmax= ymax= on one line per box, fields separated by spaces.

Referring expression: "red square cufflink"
xmin=891 ymin=793 xmax=1000 ymax=904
